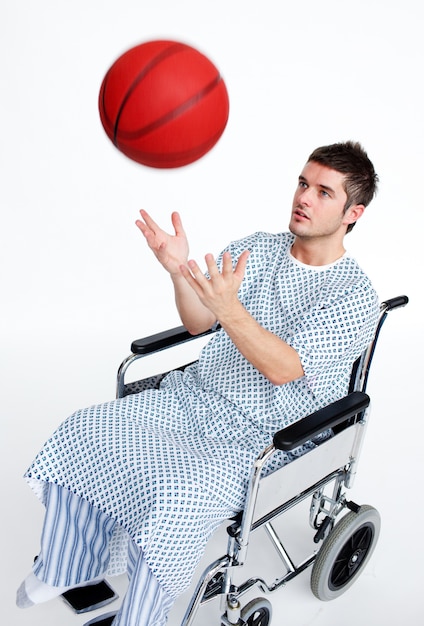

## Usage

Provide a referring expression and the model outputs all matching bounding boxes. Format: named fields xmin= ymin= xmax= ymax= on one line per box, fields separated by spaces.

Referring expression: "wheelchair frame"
xmin=80 ymin=295 xmax=407 ymax=626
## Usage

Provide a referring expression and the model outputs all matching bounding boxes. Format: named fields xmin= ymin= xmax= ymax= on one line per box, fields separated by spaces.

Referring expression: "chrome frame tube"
xmin=264 ymin=522 xmax=296 ymax=574
xmin=235 ymin=444 xmax=276 ymax=562
xmin=180 ymin=555 xmax=231 ymax=626
xmin=116 ymin=353 xmax=142 ymax=398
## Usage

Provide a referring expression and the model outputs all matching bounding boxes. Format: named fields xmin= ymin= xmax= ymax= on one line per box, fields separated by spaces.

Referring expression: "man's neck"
xmin=291 ymin=237 xmax=346 ymax=267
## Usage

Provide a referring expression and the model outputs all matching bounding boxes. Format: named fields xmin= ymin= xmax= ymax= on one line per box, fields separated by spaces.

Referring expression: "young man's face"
xmin=289 ymin=161 xmax=354 ymax=239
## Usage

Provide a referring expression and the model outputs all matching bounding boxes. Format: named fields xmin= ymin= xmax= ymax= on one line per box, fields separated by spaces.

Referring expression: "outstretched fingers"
xmin=136 ymin=209 xmax=158 ymax=233
xmin=234 ymin=249 xmax=250 ymax=278
xmin=170 ymin=211 xmax=186 ymax=238
xmin=219 ymin=250 xmax=250 ymax=283
xmin=204 ymin=253 xmax=221 ymax=278
xmin=179 ymin=261 xmax=202 ymax=296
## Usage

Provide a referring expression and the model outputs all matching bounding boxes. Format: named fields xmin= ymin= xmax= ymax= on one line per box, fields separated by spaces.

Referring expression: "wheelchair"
xmin=65 ymin=295 xmax=408 ymax=626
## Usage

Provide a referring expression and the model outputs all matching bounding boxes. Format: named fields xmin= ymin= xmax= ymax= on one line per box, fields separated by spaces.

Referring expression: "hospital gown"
xmin=24 ymin=231 xmax=379 ymax=598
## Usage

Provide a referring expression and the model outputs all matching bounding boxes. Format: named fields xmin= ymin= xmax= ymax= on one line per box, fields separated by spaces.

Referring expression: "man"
xmin=17 ymin=141 xmax=379 ymax=626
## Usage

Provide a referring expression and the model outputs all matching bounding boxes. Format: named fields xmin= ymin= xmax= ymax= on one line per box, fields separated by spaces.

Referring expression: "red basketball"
xmin=98 ymin=40 xmax=229 ymax=168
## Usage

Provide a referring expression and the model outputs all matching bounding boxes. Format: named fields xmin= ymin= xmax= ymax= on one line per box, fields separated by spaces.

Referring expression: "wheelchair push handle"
xmin=381 ymin=295 xmax=409 ymax=311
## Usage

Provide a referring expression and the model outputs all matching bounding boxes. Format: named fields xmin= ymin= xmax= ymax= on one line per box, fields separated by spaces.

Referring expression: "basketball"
xmin=98 ymin=40 xmax=229 ymax=168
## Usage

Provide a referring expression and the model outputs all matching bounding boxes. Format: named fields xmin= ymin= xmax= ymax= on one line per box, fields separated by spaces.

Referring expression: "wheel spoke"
xmin=248 ymin=609 xmax=267 ymax=626
xmin=331 ymin=556 xmax=350 ymax=586
xmin=330 ymin=524 xmax=373 ymax=588
xmin=355 ymin=527 xmax=372 ymax=551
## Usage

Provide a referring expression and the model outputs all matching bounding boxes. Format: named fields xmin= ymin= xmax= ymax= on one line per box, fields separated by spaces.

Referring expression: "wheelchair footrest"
xmin=202 ymin=571 xmax=226 ymax=602
xmin=84 ymin=611 xmax=118 ymax=626
xmin=61 ymin=580 xmax=118 ymax=614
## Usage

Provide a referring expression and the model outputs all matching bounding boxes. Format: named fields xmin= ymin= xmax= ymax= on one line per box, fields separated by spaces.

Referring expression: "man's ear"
xmin=344 ymin=204 xmax=365 ymax=227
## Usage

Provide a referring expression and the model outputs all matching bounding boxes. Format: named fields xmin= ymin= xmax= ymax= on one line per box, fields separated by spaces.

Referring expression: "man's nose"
xmin=298 ymin=187 xmax=311 ymax=205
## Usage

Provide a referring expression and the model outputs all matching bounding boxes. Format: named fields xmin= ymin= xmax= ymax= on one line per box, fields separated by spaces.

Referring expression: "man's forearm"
xmin=218 ymin=300 xmax=304 ymax=386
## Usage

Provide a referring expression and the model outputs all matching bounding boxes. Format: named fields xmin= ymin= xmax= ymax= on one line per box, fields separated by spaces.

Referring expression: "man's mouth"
xmin=293 ymin=208 xmax=309 ymax=220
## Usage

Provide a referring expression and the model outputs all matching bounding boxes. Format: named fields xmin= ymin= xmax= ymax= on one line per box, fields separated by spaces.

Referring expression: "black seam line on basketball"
xmin=112 ymin=42 xmax=188 ymax=145
xmin=115 ymin=75 xmax=224 ymax=143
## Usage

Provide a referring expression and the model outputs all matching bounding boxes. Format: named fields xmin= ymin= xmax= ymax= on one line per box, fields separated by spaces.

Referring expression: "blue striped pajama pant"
xmin=33 ymin=483 xmax=174 ymax=625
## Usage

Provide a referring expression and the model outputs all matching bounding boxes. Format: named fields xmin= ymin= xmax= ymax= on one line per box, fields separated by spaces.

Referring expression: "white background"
xmin=1 ymin=1 xmax=422 ymax=624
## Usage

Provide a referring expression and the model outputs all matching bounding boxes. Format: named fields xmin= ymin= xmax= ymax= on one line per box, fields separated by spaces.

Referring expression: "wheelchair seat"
xmin=67 ymin=295 xmax=408 ymax=626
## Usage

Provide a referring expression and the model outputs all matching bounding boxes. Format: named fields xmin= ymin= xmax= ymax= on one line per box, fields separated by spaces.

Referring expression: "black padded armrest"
xmin=273 ymin=391 xmax=370 ymax=451
xmin=131 ymin=325 xmax=216 ymax=355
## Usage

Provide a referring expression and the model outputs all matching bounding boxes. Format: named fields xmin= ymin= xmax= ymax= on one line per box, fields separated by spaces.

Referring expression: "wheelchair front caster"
xmin=241 ymin=597 xmax=272 ymax=626
xmin=311 ymin=504 xmax=381 ymax=601
xmin=221 ymin=597 xmax=272 ymax=626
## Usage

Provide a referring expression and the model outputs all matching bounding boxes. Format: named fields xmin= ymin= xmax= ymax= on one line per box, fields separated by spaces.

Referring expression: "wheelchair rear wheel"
xmin=311 ymin=504 xmax=380 ymax=601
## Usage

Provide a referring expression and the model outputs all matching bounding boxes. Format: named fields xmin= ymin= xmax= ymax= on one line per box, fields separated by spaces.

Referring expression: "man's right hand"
xmin=135 ymin=210 xmax=190 ymax=276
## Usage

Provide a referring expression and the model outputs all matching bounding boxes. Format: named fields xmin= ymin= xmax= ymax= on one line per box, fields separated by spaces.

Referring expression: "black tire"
xmin=239 ymin=597 xmax=272 ymax=626
xmin=311 ymin=505 xmax=380 ymax=601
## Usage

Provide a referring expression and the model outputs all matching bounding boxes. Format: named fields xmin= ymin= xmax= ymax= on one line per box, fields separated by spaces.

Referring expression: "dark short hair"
xmin=308 ymin=141 xmax=378 ymax=232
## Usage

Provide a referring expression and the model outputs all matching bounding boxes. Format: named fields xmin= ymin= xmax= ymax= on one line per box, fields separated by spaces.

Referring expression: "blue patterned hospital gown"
xmin=25 ymin=232 xmax=379 ymax=598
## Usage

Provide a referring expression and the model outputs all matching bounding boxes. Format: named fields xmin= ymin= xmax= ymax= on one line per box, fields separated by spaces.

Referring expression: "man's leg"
xmin=111 ymin=540 xmax=174 ymax=626
xmin=17 ymin=483 xmax=116 ymax=607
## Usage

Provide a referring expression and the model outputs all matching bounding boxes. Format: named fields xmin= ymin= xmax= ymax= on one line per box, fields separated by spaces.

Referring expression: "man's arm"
xmin=180 ymin=252 xmax=304 ymax=385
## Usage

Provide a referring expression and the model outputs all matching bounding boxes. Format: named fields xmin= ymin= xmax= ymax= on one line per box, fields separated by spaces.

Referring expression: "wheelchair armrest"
xmin=273 ymin=391 xmax=370 ymax=451
xmin=131 ymin=325 xmax=216 ymax=355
